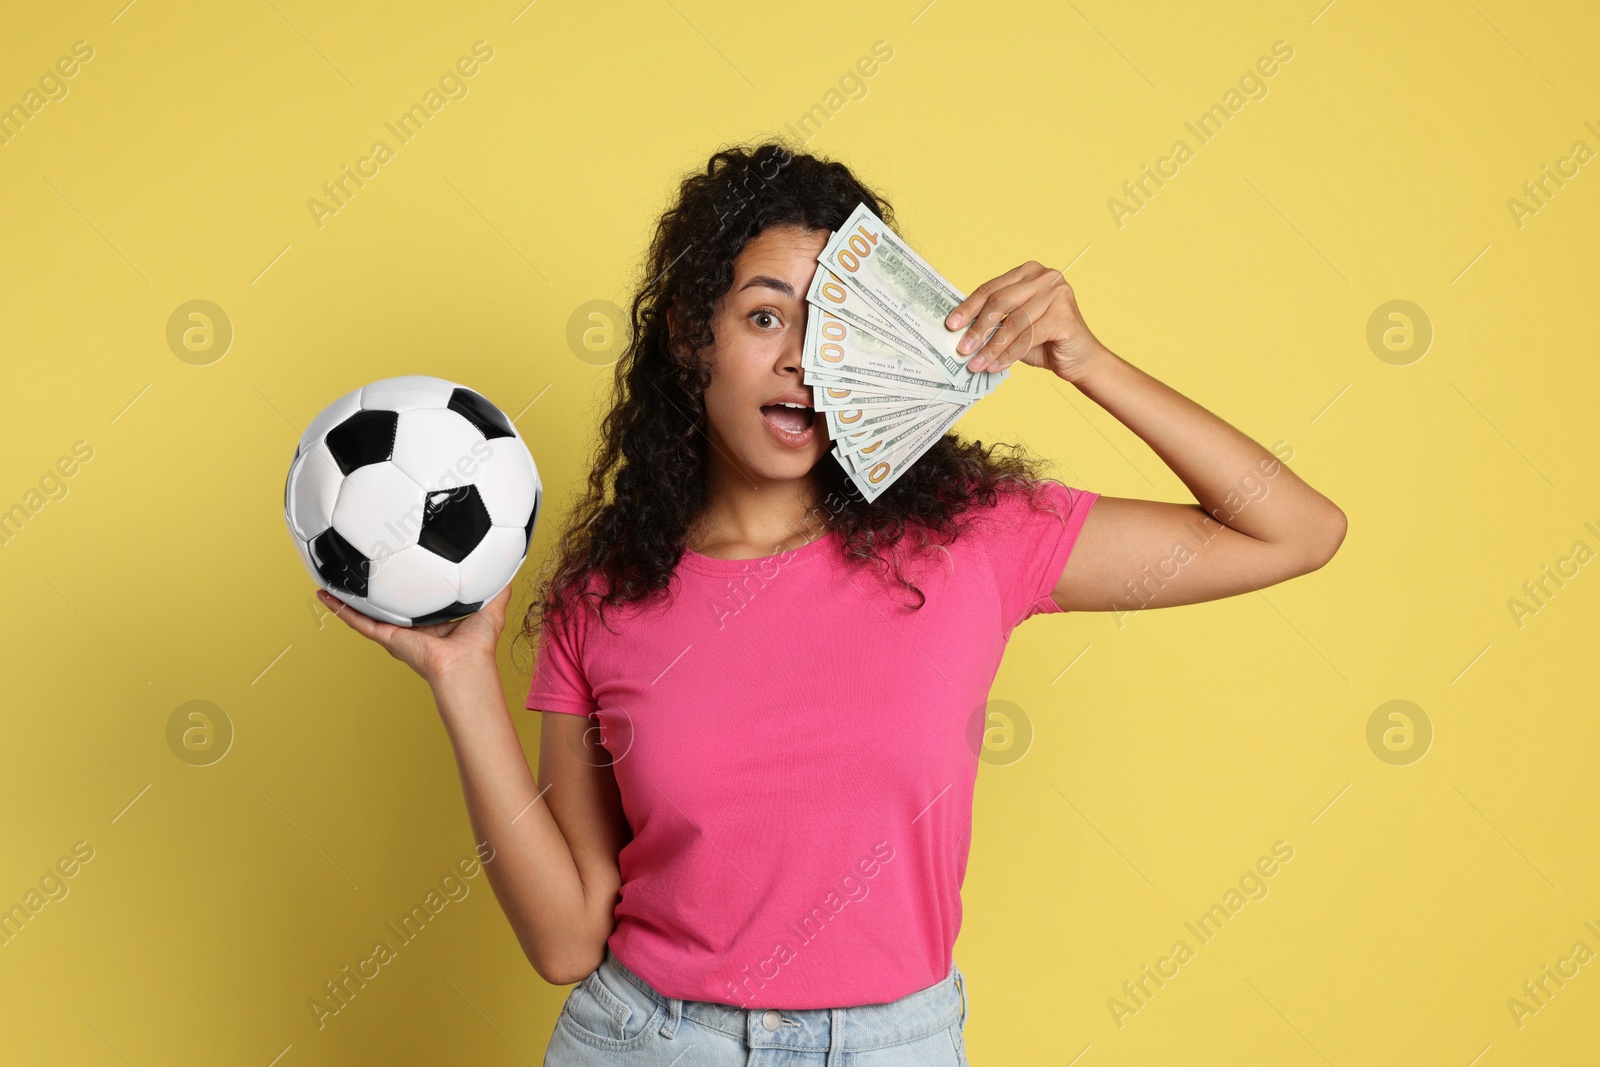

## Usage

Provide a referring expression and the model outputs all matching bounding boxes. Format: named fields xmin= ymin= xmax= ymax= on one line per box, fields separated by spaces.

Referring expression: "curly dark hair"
xmin=522 ymin=140 xmax=1061 ymax=643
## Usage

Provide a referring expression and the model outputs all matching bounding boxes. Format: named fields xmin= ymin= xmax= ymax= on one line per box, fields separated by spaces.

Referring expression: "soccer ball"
xmin=283 ymin=375 xmax=541 ymax=627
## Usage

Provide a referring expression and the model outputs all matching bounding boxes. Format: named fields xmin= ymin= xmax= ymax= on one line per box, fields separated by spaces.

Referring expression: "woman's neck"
xmin=686 ymin=472 xmax=832 ymax=560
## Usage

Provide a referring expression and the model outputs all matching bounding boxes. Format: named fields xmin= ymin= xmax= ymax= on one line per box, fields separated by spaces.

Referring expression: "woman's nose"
xmin=779 ymin=327 xmax=804 ymax=372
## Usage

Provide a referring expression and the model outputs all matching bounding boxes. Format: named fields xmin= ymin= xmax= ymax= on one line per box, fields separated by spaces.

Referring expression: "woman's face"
xmin=689 ymin=224 xmax=830 ymax=484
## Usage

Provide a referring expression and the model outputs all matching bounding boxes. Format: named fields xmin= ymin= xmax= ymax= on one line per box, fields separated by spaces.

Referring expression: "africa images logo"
xmin=720 ymin=840 xmax=896 ymax=1007
xmin=305 ymin=41 xmax=496 ymax=230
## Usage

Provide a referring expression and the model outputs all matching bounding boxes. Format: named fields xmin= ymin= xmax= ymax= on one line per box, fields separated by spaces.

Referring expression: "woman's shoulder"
xmin=959 ymin=476 xmax=1081 ymax=528
xmin=541 ymin=565 xmax=672 ymax=641
xmin=937 ymin=477 xmax=1096 ymax=569
xmin=862 ymin=478 xmax=1076 ymax=568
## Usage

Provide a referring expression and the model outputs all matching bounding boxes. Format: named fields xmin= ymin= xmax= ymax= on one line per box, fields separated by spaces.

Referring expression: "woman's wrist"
xmin=1062 ymin=342 xmax=1124 ymax=392
xmin=427 ymin=651 xmax=505 ymax=705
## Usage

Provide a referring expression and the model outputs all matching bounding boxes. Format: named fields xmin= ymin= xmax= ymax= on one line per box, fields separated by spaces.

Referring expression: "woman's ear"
xmin=665 ymin=303 xmax=687 ymax=362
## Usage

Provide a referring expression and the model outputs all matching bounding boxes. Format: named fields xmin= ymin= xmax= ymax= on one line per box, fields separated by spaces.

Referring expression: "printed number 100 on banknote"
xmin=816 ymin=203 xmax=977 ymax=385
xmin=831 ymin=222 xmax=880 ymax=273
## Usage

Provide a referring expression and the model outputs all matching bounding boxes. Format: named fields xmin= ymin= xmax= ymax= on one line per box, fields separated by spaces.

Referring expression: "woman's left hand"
xmin=944 ymin=261 xmax=1108 ymax=385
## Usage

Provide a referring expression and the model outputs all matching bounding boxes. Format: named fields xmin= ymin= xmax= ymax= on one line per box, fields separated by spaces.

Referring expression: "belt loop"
xmin=826 ymin=1006 xmax=845 ymax=1067
xmin=659 ymin=995 xmax=682 ymax=1038
xmin=955 ymin=965 xmax=968 ymax=1030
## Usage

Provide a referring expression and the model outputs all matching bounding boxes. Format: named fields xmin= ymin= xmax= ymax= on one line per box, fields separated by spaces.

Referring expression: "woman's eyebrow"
xmin=737 ymin=275 xmax=796 ymax=297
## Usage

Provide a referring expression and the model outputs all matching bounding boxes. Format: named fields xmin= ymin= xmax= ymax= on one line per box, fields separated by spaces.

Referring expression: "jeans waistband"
xmin=600 ymin=947 xmax=967 ymax=1051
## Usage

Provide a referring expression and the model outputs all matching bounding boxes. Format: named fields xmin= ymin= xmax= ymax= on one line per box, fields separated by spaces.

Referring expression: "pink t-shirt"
xmin=525 ymin=479 xmax=1099 ymax=1008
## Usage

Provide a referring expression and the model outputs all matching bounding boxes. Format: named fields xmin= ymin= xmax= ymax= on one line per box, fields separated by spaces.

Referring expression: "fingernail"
xmin=946 ymin=312 xmax=962 ymax=329
xmin=958 ymin=335 xmax=975 ymax=354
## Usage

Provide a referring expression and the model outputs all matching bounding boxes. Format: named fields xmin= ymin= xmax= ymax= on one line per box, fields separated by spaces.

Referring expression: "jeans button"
xmin=761 ymin=1009 xmax=782 ymax=1031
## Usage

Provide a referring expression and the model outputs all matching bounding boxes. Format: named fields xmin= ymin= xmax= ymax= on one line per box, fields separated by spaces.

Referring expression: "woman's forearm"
xmin=428 ymin=661 xmax=605 ymax=981
xmin=1073 ymin=346 xmax=1345 ymax=555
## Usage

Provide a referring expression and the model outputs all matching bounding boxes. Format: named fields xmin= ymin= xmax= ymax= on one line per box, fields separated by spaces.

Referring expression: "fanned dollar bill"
xmin=801 ymin=203 xmax=1008 ymax=501
xmin=811 ymin=383 xmax=952 ymax=410
xmin=816 ymin=203 xmax=989 ymax=387
xmin=826 ymin=402 xmax=939 ymax=459
xmin=806 ymin=266 xmax=932 ymax=365
xmin=802 ymin=305 xmax=955 ymax=394
xmin=833 ymin=400 xmax=971 ymax=503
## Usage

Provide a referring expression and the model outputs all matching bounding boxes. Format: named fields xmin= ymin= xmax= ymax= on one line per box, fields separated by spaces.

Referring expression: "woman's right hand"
xmin=321 ymin=581 xmax=623 ymax=982
xmin=317 ymin=584 xmax=513 ymax=686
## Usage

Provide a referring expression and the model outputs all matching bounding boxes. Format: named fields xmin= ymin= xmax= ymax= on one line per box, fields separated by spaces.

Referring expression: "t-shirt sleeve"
xmin=984 ymin=479 xmax=1100 ymax=635
xmin=525 ymin=602 xmax=599 ymax=716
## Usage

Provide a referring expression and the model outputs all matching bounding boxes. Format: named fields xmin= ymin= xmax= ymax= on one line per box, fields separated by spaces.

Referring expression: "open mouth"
xmin=759 ymin=401 xmax=816 ymax=437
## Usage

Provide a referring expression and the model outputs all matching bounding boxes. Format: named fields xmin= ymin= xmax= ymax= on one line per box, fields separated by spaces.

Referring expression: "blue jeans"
xmin=543 ymin=947 xmax=972 ymax=1065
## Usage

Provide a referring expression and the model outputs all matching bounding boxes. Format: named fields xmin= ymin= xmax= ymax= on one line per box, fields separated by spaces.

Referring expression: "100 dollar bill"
xmin=806 ymin=265 xmax=933 ymax=364
xmin=817 ymin=202 xmax=994 ymax=387
xmin=835 ymin=399 xmax=972 ymax=502
xmin=827 ymin=404 xmax=937 ymax=459
xmin=802 ymin=306 xmax=955 ymax=394
xmin=811 ymin=383 xmax=955 ymax=410
xmin=836 ymin=395 xmax=963 ymax=464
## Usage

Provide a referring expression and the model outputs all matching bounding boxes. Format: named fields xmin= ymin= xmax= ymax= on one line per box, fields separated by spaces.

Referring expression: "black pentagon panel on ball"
xmin=324 ymin=409 xmax=399 ymax=475
xmin=524 ymin=483 xmax=542 ymax=552
xmin=411 ymin=600 xmax=483 ymax=627
xmin=418 ymin=485 xmax=493 ymax=563
xmin=310 ymin=527 xmax=371 ymax=597
xmin=447 ymin=388 xmax=515 ymax=440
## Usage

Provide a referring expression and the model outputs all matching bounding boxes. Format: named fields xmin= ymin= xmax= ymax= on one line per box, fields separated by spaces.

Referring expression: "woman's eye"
xmin=751 ymin=310 xmax=780 ymax=329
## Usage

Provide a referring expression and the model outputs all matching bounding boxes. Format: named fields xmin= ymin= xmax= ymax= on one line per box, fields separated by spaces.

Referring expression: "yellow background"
xmin=2 ymin=0 xmax=1597 ymax=1063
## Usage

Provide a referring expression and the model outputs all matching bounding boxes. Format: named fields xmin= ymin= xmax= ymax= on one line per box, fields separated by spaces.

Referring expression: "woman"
xmin=319 ymin=142 xmax=1346 ymax=1064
